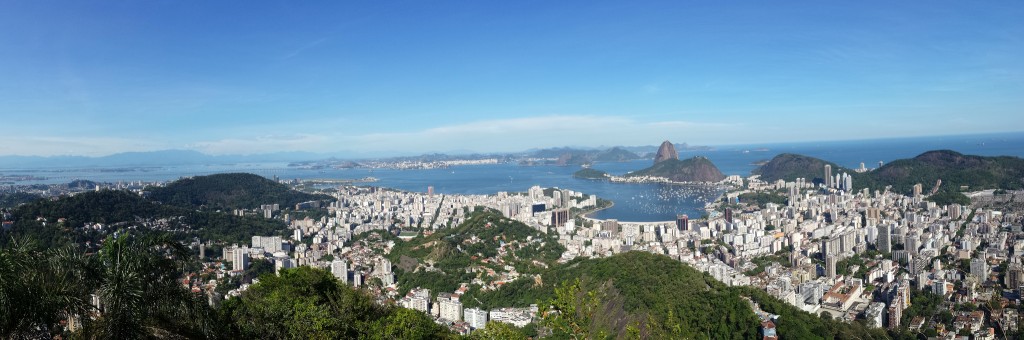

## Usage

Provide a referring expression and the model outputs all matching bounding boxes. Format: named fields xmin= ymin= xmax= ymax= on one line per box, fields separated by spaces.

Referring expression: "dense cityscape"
xmin=4 ymin=143 xmax=1024 ymax=339
xmin=3 ymin=1 xmax=1024 ymax=339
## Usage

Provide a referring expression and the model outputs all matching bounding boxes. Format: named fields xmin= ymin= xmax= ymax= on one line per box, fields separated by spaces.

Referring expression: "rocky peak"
xmin=654 ymin=140 xmax=679 ymax=164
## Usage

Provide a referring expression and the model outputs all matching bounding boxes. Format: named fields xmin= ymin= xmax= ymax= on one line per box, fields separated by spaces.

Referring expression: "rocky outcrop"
xmin=654 ymin=140 xmax=679 ymax=164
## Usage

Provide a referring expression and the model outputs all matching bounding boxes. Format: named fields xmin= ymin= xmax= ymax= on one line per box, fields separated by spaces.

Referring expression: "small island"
xmin=572 ymin=168 xmax=610 ymax=180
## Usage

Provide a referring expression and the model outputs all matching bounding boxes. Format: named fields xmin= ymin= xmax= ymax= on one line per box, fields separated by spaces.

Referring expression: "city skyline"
xmin=2 ymin=2 xmax=1023 ymax=156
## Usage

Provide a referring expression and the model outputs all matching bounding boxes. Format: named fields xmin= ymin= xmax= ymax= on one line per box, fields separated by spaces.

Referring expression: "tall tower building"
xmin=232 ymin=247 xmax=249 ymax=272
xmin=676 ymin=214 xmax=689 ymax=231
xmin=824 ymin=164 xmax=833 ymax=188
xmin=888 ymin=302 xmax=902 ymax=329
xmin=724 ymin=208 xmax=734 ymax=224
xmin=331 ymin=260 xmax=349 ymax=284
xmin=877 ymin=223 xmax=893 ymax=253
xmin=971 ymin=257 xmax=989 ymax=281
xmin=825 ymin=255 xmax=837 ymax=279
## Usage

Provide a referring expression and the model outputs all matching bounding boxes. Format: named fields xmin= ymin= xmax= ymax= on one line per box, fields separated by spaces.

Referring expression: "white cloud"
xmin=1 ymin=115 xmax=743 ymax=156
xmin=173 ymin=115 xmax=739 ymax=155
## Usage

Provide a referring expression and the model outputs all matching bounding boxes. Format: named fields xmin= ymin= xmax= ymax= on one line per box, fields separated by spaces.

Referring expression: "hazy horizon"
xmin=1 ymin=130 xmax=1022 ymax=160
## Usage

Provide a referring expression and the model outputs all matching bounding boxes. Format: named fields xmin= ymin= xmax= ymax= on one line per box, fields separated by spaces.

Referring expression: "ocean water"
xmin=2 ymin=132 xmax=1023 ymax=222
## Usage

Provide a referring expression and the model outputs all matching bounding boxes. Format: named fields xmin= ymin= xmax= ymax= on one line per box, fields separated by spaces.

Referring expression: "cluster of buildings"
xmin=549 ymin=165 xmax=1024 ymax=337
xmin=178 ymin=165 xmax=1024 ymax=336
xmin=394 ymin=287 xmax=535 ymax=334
xmin=189 ymin=182 xmax=600 ymax=334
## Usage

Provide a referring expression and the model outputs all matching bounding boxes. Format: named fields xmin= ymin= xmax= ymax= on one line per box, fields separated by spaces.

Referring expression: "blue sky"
xmin=1 ymin=1 xmax=1022 ymax=156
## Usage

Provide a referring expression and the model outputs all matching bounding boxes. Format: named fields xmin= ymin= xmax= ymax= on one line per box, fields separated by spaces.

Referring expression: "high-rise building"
xmin=464 ymin=308 xmax=488 ymax=329
xmin=550 ymin=209 xmax=569 ymax=227
xmin=274 ymin=257 xmax=294 ymax=274
xmin=331 ymin=260 xmax=349 ymax=284
xmin=877 ymin=224 xmax=893 ymax=253
xmin=825 ymin=255 xmax=837 ymax=279
xmin=912 ymin=183 xmax=923 ymax=197
xmin=724 ymin=208 xmax=734 ymax=224
xmin=439 ymin=299 xmax=463 ymax=322
xmin=949 ymin=204 xmax=962 ymax=220
xmin=427 ymin=186 xmax=434 ymax=196
xmin=971 ymin=258 xmax=989 ymax=281
xmin=824 ymin=164 xmax=833 ymax=188
xmin=866 ymin=207 xmax=881 ymax=222
xmin=601 ymin=219 xmax=619 ymax=235
xmin=232 ymin=247 xmax=249 ymax=272
xmin=888 ymin=302 xmax=902 ymax=330
xmin=676 ymin=214 xmax=689 ymax=231
xmin=1006 ymin=262 xmax=1024 ymax=288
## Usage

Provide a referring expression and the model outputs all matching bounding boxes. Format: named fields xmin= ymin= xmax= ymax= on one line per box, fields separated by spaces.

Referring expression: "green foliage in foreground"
xmin=542 ymin=252 xmax=760 ymax=339
xmin=2 ymin=234 xmax=456 ymax=339
xmin=465 ymin=251 xmax=894 ymax=339
xmin=1 ymin=233 xmax=217 ymax=339
xmin=220 ymin=266 xmax=454 ymax=339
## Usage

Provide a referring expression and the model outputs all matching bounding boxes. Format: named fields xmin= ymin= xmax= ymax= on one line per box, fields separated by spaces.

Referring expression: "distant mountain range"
xmin=0 ymin=150 xmax=328 ymax=168
xmin=0 ymin=143 xmax=717 ymax=169
xmin=522 ymin=147 xmax=646 ymax=166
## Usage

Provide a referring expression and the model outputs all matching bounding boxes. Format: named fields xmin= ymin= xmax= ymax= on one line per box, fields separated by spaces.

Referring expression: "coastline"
xmin=581 ymin=200 xmax=615 ymax=219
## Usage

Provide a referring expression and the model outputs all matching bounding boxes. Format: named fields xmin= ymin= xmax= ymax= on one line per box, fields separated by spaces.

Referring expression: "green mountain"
xmin=864 ymin=150 xmax=1024 ymax=193
xmin=626 ymin=156 xmax=726 ymax=182
xmin=752 ymin=153 xmax=851 ymax=183
xmin=543 ymin=252 xmax=762 ymax=338
xmin=462 ymin=251 xmax=882 ymax=339
xmin=146 ymin=173 xmax=330 ymax=210
xmin=4 ymin=189 xmax=289 ymax=248
xmin=753 ymin=150 xmax=1024 ymax=197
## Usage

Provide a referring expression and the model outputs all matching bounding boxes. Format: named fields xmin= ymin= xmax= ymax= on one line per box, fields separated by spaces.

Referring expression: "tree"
xmin=540 ymin=278 xmax=609 ymax=339
xmin=221 ymin=266 xmax=453 ymax=339
xmin=2 ymin=233 xmax=216 ymax=339
xmin=471 ymin=321 xmax=529 ymax=339
xmin=80 ymin=233 xmax=218 ymax=339
xmin=0 ymin=237 xmax=92 ymax=338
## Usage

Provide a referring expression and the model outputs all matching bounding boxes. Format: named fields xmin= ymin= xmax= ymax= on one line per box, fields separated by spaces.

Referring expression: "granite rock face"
xmin=653 ymin=140 xmax=679 ymax=164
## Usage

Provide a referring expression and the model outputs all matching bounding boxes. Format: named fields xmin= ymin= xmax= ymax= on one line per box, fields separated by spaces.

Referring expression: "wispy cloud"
xmin=282 ymin=38 xmax=329 ymax=60
xmin=182 ymin=115 xmax=740 ymax=155
xmin=642 ymin=84 xmax=662 ymax=93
